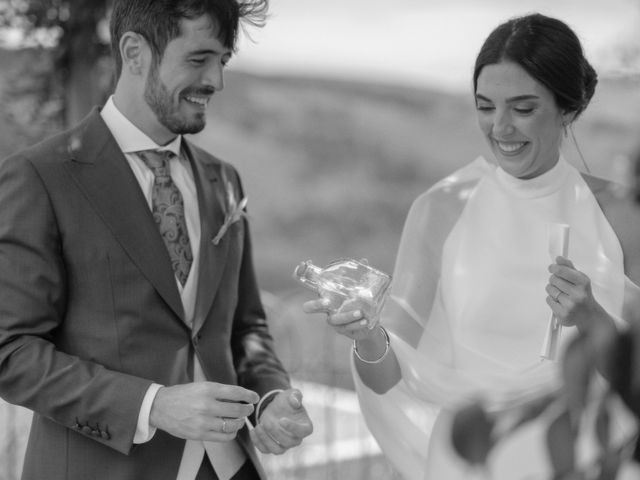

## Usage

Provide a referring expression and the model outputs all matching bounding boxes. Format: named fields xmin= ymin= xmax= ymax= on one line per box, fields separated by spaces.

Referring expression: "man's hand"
xmin=250 ymin=389 xmax=313 ymax=455
xmin=149 ymin=382 xmax=259 ymax=442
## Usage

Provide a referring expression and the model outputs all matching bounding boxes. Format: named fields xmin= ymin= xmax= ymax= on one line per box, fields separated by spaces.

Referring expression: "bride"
xmin=304 ymin=13 xmax=640 ymax=479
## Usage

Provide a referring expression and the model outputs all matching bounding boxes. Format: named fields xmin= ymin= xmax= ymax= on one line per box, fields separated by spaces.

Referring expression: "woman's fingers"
xmin=327 ymin=309 xmax=364 ymax=327
xmin=548 ymin=275 xmax=576 ymax=296
xmin=549 ymin=261 xmax=589 ymax=287
xmin=302 ymin=298 xmax=330 ymax=314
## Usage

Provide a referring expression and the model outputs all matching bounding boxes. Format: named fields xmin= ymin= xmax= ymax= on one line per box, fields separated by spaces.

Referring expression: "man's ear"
xmin=119 ymin=31 xmax=150 ymax=76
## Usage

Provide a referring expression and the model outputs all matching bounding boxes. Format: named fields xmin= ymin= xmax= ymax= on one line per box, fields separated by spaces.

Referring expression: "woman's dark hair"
xmin=110 ymin=0 xmax=269 ymax=78
xmin=473 ymin=13 xmax=597 ymax=119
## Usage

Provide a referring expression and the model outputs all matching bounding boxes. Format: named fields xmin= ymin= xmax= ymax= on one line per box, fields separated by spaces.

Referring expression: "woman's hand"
xmin=303 ymin=297 xmax=401 ymax=391
xmin=302 ymin=297 xmax=377 ymax=341
xmin=545 ymin=256 xmax=609 ymax=332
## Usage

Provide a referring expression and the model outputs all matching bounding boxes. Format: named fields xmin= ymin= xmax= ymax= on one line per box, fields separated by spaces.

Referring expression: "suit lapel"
xmin=184 ymin=142 xmax=230 ymax=336
xmin=64 ymin=109 xmax=185 ymax=322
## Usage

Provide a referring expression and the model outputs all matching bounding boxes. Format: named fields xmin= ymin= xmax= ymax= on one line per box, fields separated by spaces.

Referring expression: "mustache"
xmin=182 ymin=86 xmax=216 ymax=96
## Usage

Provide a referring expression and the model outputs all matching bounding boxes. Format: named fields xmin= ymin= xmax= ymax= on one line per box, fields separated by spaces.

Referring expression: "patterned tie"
xmin=138 ymin=150 xmax=193 ymax=286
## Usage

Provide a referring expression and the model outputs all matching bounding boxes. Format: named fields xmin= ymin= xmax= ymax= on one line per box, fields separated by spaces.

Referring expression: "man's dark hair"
xmin=110 ymin=0 xmax=269 ymax=78
xmin=473 ymin=13 xmax=597 ymax=120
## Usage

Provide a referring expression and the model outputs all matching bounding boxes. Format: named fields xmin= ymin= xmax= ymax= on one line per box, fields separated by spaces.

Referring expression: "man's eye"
xmin=476 ymin=105 xmax=494 ymax=112
xmin=190 ymin=58 xmax=206 ymax=65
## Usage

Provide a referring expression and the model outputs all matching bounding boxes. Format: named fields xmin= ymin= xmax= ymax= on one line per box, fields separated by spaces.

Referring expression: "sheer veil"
xmin=354 ymin=157 xmax=631 ymax=479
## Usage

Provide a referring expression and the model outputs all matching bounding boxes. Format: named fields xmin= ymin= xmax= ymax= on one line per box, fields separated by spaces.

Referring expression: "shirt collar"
xmin=100 ymin=96 xmax=182 ymax=157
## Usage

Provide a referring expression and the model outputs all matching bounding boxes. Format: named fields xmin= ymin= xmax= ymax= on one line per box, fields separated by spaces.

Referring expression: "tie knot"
xmin=138 ymin=150 xmax=177 ymax=179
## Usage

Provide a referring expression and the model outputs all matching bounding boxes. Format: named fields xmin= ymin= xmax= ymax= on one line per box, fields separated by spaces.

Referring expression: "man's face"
xmin=144 ymin=15 xmax=233 ymax=136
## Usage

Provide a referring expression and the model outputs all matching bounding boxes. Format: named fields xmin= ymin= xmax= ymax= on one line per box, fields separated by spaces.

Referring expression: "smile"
xmin=184 ymin=95 xmax=210 ymax=107
xmin=494 ymin=140 xmax=528 ymax=155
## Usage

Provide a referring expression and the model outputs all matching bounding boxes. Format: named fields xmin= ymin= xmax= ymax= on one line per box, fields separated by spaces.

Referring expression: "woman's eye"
xmin=476 ymin=105 xmax=494 ymax=112
xmin=190 ymin=58 xmax=206 ymax=65
xmin=514 ymin=107 xmax=534 ymax=114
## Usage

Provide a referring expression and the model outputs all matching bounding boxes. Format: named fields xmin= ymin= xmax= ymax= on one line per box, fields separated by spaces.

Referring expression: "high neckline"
xmin=494 ymin=157 xmax=571 ymax=199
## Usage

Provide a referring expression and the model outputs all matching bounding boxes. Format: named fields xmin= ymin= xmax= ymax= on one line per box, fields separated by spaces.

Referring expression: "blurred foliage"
xmin=451 ymin=317 xmax=640 ymax=479
xmin=0 ymin=0 xmax=107 ymax=44
xmin=0 ymin=0 xmax=112 ymax=128
xmin=0 ymin=48 xmax=63 ymax=151
xmin=451 ymin=157 xmax=640 ymax=478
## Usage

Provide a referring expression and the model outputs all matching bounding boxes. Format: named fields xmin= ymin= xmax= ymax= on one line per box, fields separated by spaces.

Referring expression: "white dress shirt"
xmin=100 ymin=97 xmax=247 ymax=480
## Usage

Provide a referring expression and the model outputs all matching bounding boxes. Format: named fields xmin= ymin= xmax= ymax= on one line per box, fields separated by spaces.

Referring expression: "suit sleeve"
xmin=227 ymin=167 xmax=291 ymax=399
xmin=0 ymin=154 xmax=152 ymax=455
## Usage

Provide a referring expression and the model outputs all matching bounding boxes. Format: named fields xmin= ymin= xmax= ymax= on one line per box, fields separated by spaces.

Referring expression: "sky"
xmin=232 ymin=0 xmax=640 ymax=92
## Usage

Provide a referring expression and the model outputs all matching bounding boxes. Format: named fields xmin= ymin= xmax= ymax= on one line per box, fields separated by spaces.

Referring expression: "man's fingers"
xmin=249 ymin=429 xmax=270 ymax=454
xmin=262 ymin=422 xmax=301 ymax=450
xmin=280 ymin=417 xmax=313 ymax=438
xmin=213 ymin=401 xmax=255 ymax=420
xmin=252 ymin=425 xmax=285 ymax=454
xmin=212 ymin=416 xmax=245 ymax=434
xmin=287 ymin=390 xmax=302 ymax=409
xmin=211 ymin=383 xmax=259 ymax=404
xmin=201 ymin=430 xmax=238 ymax=442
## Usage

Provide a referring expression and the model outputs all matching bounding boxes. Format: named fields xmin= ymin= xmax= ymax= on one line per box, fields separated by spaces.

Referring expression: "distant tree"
xmin=0 ymin=0 xmax=112 ymax=128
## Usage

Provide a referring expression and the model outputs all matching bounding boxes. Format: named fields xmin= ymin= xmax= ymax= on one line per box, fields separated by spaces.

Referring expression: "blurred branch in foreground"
xmin=452 ymin=155 xmax=640 ymax=479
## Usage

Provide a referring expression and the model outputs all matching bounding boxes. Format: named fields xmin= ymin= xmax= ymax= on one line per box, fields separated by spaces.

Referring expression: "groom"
xmin=0 ymin=1 xmax=312 ymax=479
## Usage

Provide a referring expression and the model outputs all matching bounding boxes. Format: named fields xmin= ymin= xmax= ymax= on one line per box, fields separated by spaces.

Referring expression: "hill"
xmin=192 ymin=70 xmax=640 ymax=293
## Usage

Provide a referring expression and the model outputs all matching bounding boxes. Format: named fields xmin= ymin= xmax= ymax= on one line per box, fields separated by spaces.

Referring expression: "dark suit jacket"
xmin=0 ymin=109 xmax=290 ymax=479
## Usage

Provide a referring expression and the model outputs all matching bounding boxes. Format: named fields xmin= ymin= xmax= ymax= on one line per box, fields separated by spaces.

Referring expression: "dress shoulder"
xmin=410 ymin=156 xmax=490 ymax=217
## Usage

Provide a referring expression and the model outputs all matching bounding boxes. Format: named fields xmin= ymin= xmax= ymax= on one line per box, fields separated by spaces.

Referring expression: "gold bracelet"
xmin=353 ymin=326 xmax=390 ymax=364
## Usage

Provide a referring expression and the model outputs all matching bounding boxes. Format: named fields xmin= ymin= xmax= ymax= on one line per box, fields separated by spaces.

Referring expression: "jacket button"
xmin=101 ymin=431 xmax=111 ymax=440
xmin=91 ymin=429 xmax=101 ymax=437
xmin=81 ymin=426 xmax=93 ymax=435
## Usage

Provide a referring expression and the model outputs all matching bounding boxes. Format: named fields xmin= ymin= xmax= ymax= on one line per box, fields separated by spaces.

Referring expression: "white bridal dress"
xmin=354 ymin=157 xmax=638 ymax=479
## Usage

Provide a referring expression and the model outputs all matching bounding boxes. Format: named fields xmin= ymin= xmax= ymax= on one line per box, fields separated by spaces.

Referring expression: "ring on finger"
xmin=222 ymin=418 xmax=228 ymax=434
xmin=554 ymin=290 xmax=562 ymax=302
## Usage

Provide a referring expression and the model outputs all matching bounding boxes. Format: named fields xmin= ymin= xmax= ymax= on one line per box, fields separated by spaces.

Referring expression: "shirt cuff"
xmin=133 ymin=383 xmax=163 ymax=444
xmin=255 ymin=389 xmax=284 ymax=422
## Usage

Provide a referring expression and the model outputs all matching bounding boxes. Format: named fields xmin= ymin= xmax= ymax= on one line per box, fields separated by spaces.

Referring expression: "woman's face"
xmin=475 ymin=61 xmax=571 ymax=179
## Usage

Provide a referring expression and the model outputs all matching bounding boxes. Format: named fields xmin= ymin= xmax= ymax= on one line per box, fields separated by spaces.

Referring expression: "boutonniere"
xmin=212 ymin=178 xmax=248 ymax=245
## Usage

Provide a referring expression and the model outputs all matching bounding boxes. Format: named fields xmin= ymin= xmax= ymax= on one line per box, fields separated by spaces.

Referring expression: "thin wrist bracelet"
xmin=353 ymin=325 xmax=390 ymax=364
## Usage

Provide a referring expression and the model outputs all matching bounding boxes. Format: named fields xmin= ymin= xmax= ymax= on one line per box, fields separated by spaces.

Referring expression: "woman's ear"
xmin=562 ymin=111 xmax=577 ymax=127
xmin=119 ymin=31 xmax=149 ymax=76
xmin=560 ymin=111 xmax=577 ymax=137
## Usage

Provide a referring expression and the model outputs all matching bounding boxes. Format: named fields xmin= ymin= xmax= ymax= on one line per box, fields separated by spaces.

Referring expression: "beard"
xmin=143 ymin=62 xmax=207 ymax=135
